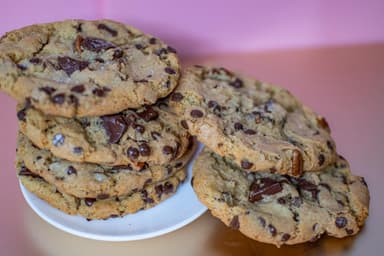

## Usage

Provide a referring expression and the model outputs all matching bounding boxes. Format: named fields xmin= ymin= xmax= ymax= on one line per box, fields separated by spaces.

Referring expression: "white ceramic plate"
xmin=19 ymin=144 xmax=207 ymax=241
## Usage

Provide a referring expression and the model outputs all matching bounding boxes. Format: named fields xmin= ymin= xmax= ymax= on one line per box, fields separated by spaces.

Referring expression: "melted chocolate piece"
xmin=137 ymin=106 xmax=159 ymax=122
xmin=229 ymin=215 xmax=240 ymax=230
xmin=249 ymin=178 xmax=283 ymax=203
xmin=57 ymin=56 xmax=89 ymax=75
xmin=101 ymin=114 xmax=127 ymax=144
xmin=81 ymin=37 xmax=115 ymax=52
xmin=97 ymin=23 xmax=118 ymax=36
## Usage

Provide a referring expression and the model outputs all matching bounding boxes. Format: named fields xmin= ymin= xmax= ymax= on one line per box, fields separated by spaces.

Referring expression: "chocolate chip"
xmin=30 ymin=57 xmax=41 ymax=64
xmin=68 ymin=95 xmax=78 ymax=106
xmin=66 ymin=166 xmax=77 ymax=175
xmin=133 ymin=124 xmax=145 ymax=133
xmin=291 ymin=149 xmax=303 ymax=176
xmin=97 ymin=23 xmax=118 ymax=36
xmin=137 ymin=106 xmax=159 ymax=122
xmin=244 ymin=129 xmax=257 ymax=135
xmin=135 ymin=44 xmax=143 ymax=50
xmin=113 ymin=49 xmax=123 ymax=59
xmin=73 ymin=147 xmax=83 ymax=154
xmin=101 ymin=114 xmax=127 ymax=144
xmin=156 ymin=48 xmax=168 ymax=56
xmin=361 ymin=177 xmax=368 ymax=187
xmin=57 ymin=56 xmax=89 ymax=75
xmin=155 ymin=184 xmax=163 ymax=197
xmin=165 ymin=67 xmax=176 ymax=75
xmin=277 ymin=197 xmax=286 ymax=204
xmin=82 ymin=38 xmax=115 ymax=52
xmin=298 ymin=179 xmax=319 ymax=200
xmin=162 ymin=146 xmax=173 ymax=155
xmin=52 ymin=133 xmax=65 ymax=146
xmin=268 ymin=224 xmax=277 ymax=236
xmin=139 ymin=143 xmax=150 ymax=156
xmin=229 ymin=78 xmax=243 ymax=88
xmin=170 ymin=92 xmax=184 ymax=102
xmin=229 ymin=215 xmax=240 ymax=230
xmin=190 ymin=109 xmax=203 ymax=118
xmin=292 ymin=197 xmax=303 ymax=208
xmin=164 ymin=182 xmax=174 ymax=194
xmin=97 ymin=193 xmax=110 ymax=200
xmin=141 ymin=190 xmax=154 ymax=203
xmin=234 ymin=122 xmax=243 ymax=131
xmin=71 ymin=84 xmax=85 ymax=93
xmin=18 ymin=166 xmax=39 ymax=178
xmin=346 ymin=229 xmax=354 ymax=235
xmin=241 ymin=160 xmax=253 ymax=169
xmin=17 ymin=64 xmax=27 ymax=70
xmin=51 ymin=93 xmax=65 ymax=104
xmin=281 ymin=233 xmax=291 ymax=241
xmin=167 ymin=46 xmax=177 ymax=53
xmin=39 ymin=86 xmax=56 ymax=95
xmin=84 ymin=198 xmax=96 ymax=207
xmin=312 ymin=223 xmax=318 ymax=231
xmin=92 ymin=87 xmax=110 ymax=97
xmin=149 ymin=37 xmax=156 ymax=44
xmin=17 ymin=100 xmax=31 ymax=121
xmin=249 ymin=178 xmax=283 ymax=203
xmin=335 ymin=216 xmax=348 ymax=228
xmin=327 ymin=140 xmax=334 ymax=151
xmin=207 ymin=100 xmax=218 ymax=109
xmin=127 ymin=147 xmax=139 ymax=160
xmin=151 ymin=131 xmax=161 ymax=140
xmin=318 ymin=154 xmax=325 ymax=166
xmin=258 ymin=217 xmax=266 ymax=228
xmin=178 ymin=121 xmax=188 ymax=131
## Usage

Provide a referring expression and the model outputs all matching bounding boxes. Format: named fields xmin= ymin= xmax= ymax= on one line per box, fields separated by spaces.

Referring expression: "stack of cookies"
xmin=168 ymin=66 xmax=370 ymax=246
xmin=0 ymin=19 xmax=195 ymax=220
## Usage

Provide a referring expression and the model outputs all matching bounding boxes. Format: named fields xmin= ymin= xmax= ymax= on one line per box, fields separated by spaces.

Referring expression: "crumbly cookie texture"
xmin=18 ymin=164 xmax=187 ymax=220
xmin=192 ymin=148 xmax=369 ymax=247
xmin=17 ymin=100 xmax=190 ymax=167
xmin=169 ymin=66 xmax=337 ymax=176
xmin=0 ymin=19 xmax=180 ymax=117
xmin=16 ymin=133 xmax=195 ymax=198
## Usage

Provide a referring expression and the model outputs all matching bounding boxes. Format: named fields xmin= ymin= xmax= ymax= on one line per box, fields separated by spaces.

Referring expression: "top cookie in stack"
xmin=0 ymin=19 xmax=179 ymax=117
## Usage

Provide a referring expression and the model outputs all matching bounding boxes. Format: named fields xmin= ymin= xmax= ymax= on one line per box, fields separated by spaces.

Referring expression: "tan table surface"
xmin=1 ymin=44 xmax=383 ymax=256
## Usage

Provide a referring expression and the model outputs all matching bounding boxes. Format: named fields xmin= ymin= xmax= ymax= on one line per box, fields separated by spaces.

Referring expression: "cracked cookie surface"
xmin=169 ymin=66 xmax=337 ymax=176
xmin=16 ymin=133 xmax=195 ymax=198
xmin=18 ymin=163 xmax=186 ymax=220
xmin=0 ymin=19 xmax=180 ymax=117
xmin=192 ymin=148 xmax=370 ymax=247
xmin=18 ymin=100 xmax=190 ymax=167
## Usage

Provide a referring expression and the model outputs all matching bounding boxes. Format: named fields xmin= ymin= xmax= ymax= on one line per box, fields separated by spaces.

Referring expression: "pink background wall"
xmin=1 ymin=0 xmax=383 ymax=56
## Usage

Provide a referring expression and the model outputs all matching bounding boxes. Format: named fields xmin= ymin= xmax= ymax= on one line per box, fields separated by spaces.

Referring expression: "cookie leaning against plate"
xmin=192 ymin=148 xmax=370 ymax=247
xmin=18 ymin=163 xmax=187 ymax=220
xmin=17 ymin=133 xmax=195 ymax=198
xmin=0 ymin=19 xmax=180 ymax=117
xmin=17 ymin=100 xmax=190 ymax=167
xmin=169 ymin=66 xmax=337 ymax=176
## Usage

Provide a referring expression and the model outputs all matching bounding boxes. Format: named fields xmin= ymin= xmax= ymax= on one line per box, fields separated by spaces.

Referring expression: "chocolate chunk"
xmin=135 ymin=44 xmax=143 ymax=50
xmin=190 ymin=109 xmax=204 ymax=118
xmin=229 ymin=78 xmax=243 ymax=88
xmin=229 ymin=215 xmax=240 ymax=230
xmin=335 ymin=216 xmax=348 ymax=228
xmin=141 ymin=190 xmax=154 ymax=204
xmin=244 ymin=129 xmax=257 ymax=135
xmin=149 ymin=37 xmax=157 ymax=44
xmin=18 ymin=166 xmax=39 ymax=178
xmin=133 ymin=124 xmax=145 ymax=133
xmin=127 ymin=147 xmax=139 ymax=160
xmin=258 ymin=217 xmax=266 ymax=228
xmin=163 ymin=182 xmax=174 ymax=194
xmin=97 ymin=193 xmax=110 ymax=200
xmin=17 ymin=64 xmax=27 ymax=71
xmin=155 ymin=48 xmax=168 ymax=56
xmin=312 ymin=223 xmax=318 ymax=231
xmin=81 ymin=37 xmax=115 ymax=52
xmin=346 ymin=229 xmax=354 ymax=235
xmin=281 ymin=233 xmax=291 ymax=242
xmin=113 ymin=49 xmax=123 ymax=59
xmin=318 ymin=154 xmax=325 ymax=166
xmin=39 ymin=86 xmax=56 ymax=95
xmin=84 ymin=198 xmax=96 ymax=207
xmin=170 ymin=92 xmax=184 ymax=102
xmin=17 ymin=100 xmax=31 ymax=121
xmin=150 ymin=131 xmax=161 ymax=140
xmin=92 ymin=87 xmax=110 ymax=97
xmin=52 ymin=133 xmax=65 ymax=146
xmin=51 ymin=93 xmax=65 ymax=104
xmin=139 ymin=143 xmax=150 ymax=156
xmin=30 ymin=57 xmax=41 ymax=64
xmin=268 ymin=224 xmax=277 ymax=236
xmin=327 ymin=140 xmax=334 ymax=151
xmin=164 ymin=67 xmax=176 ymax=75
xmin=101 ymin=114 xmax=127 ymax=144
xmin=155 ymin=184 xmax=163 ymax=197
xmin=68 ymin=95 xmax=78 ymax=106
xmin=241 ymin=160 xmax=253 ymax=169
xmin=57 ymin=56 xmax=89 ymax=75
xmin=298 ymin=179 xmax=319 ymax=199
xmin=71 ymin=84 xmax=85 ymax=93
xmin=73 ymin=147 xmax=83 ymax=154
xmin=66 ymin=166 xmax=77 ymax=175
xmin=234 ymin=122 xmax=243 ymax=131
xmin=291 ymin=149 xmax=303 ymax=176
xmin=293 ymin=212 xmax=299 ymax=221
xmin=207 ymin=100 xmax=219 ymax=109
xmin=277 ymin=197 xmax=286 ymax=204
xmin=177 ymin=120 xmax=188 ymax=131
xmin=137 ymin=106 xmax=159 ymax=122
xmin=97 ymin=23 xmax=118 ymax=36
xmin=249 ymin=178 xmax=283 ymax=203
xmin=162 ymin=145 xmax=174 ymax=155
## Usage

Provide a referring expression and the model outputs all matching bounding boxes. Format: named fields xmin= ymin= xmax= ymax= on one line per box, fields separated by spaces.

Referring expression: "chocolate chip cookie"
xmin=0 ymin=19 xmax=180 ymax=117
xmin=192 ymin=148 xmax=369 ymax=247
xmin=18 ymin=163 xmax=186 ymax=220
xmin=169 ymin=66 xmax=337 ymax=176
xmin=18 ymin=100 xmax=190 ymax=167
xmin=17 ymin=133 xmax=195 ymax=198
